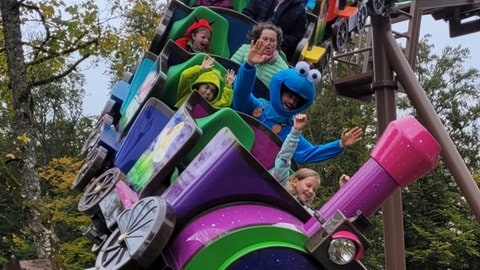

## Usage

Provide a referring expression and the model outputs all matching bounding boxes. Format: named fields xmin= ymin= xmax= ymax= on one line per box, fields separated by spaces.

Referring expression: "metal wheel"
xmin=81 ymin=114 xmax=113 ymax=156
xmin=78 ymin=167 xmax=125 ymax=216
xmin=368 ymin=0 xmax=386 ymax=16
xmin=332 ymin=18 xmax=349 ymax=52
xmin=355 ymin=2 xmax=368 ymax=33
xmin=71 ymin=146 xmax=108 ymax=192
xmin=94 ymin=228 xmax=135 ymax=270
xmin=95 ymin=197 xmax=176 ymax=269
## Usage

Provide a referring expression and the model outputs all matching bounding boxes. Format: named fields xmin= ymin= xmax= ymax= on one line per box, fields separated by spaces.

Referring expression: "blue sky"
xmin=81 ymin=14 xmax=480 ymax=116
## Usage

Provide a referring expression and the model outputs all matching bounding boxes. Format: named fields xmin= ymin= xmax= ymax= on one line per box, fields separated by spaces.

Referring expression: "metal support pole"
xmin=371 ymin=14 xmax=407 ymax=270
xmin=383 ymin=31 xmax=480 ymax=222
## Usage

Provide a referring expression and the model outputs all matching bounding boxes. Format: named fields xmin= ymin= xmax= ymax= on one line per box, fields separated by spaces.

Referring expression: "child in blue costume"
xmin=233 ymin=39 xmax=363 ymax=164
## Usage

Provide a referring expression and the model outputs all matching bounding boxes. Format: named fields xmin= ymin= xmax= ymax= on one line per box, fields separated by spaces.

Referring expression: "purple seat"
xmin=161 ymin=127 xmax=311 ymax=227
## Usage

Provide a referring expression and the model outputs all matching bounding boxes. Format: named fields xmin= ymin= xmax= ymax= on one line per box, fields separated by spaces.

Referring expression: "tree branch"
xmin=31 ymin=54 xmax=90 ymax=87
xmin=20 ymin=2 xmax=52 ymax=61
xmin=27 ymin=37 xmax=98 ymax=66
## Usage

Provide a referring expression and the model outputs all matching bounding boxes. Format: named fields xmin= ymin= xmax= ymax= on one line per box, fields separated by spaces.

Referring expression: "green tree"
xmin=39 ymin=157 xmax=94 ymax=269
xmin=312 ymin=36 xmax=480 ymax=268
xmin=0 ymin=0 xmax=118 ymax=266
xmin=108 ymin=0 xmax=167 ymax=81
xmin=399 ymin=37 xmax=480 ymax=269
xmin=306 ymin=59 xmax=376 ymax=208
xmin=33 ymin=71 xmax=93 ymax=165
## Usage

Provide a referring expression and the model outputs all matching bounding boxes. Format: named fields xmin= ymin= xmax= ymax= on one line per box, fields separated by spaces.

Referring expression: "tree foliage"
xmin=0 ymin=0 xmax=119 ymax=266
xmin=312 ymin=36 xmax=480 ymax=268
xmin=108 ymin=0 xmax=167 ymax=81
xmin=39 ymin=157 xmax=95 ymax=269
xmin=398 ymin=36 xmax=480 ymax=268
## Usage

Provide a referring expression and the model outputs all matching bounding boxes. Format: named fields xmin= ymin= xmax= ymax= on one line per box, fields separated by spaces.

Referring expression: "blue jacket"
xmin=242 ymin=0 xmax=306 ymax=60
xmin=233 ymin=63 xmax=344 ymax=164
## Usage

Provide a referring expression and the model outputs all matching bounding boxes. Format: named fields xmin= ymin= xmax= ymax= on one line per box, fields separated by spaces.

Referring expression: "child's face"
xmin=292 ymin=176 xmax=319 ymax=204
xmin=281 ymin=91 xmax=300 ymax=110
xmin=196 ymin=83 xmax=217 ymax=102
xmin=192 ymin=28 xmax=211 ymax=52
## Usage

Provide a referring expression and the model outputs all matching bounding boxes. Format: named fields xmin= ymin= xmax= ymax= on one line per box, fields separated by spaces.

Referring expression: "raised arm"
xmin=293 ymin=136 xmax=344 ymax=164
xmin=176 ymin=56 xmax=216 ymax=107
xmin=212 ymin=69 xmax=235 ymax=108
xmin=271 ymin=114 xmax=307 ymax=185
xmin=232 ymin=40 xmax=269 ymax=113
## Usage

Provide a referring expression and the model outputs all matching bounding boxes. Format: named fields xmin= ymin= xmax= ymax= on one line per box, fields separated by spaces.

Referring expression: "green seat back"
xmin=184 ymin=108 xmax=255 ymax=164
xmin=232 ymin=0 xmax=250 ymax=12
xmin=160 ymin=52 xmax=228 ymax=108
xmin=167 ymin=6 xmax=230 ymax=57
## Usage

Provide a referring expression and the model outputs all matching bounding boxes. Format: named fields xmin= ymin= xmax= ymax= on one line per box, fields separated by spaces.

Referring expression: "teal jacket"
xmin=230 ymin=44 xmax=289 ymax=88
xmin=270 ymin=127 xmax=301 ymax=186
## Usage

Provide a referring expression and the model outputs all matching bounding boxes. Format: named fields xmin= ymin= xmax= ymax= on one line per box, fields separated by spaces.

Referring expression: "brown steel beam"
xmin=382 ymin=25 xmax=480 ymax=222
xmin=370 ymin=14 xmax=406 ymax=270
xmin=416 ymin=0 xmax=479 ymax=9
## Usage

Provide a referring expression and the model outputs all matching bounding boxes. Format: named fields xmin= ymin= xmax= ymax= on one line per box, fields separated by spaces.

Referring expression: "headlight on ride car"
xmin=327 ymin=230 xmax=364 ymax=265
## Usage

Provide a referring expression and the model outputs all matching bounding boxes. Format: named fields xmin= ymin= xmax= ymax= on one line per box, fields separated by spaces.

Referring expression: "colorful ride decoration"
xmin=76 ymin=1 xmax=442 ymax=269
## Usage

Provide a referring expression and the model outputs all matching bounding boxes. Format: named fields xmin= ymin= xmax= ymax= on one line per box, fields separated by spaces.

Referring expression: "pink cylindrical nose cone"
xmin=371 ymin=116 xmax=441 ymax=187
xmin=303 ymin=116 xmax=441 ymax=236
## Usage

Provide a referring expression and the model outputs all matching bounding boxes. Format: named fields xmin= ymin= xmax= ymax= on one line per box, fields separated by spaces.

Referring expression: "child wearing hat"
xmin=175 ymin=55 xmax=236 ymax=108
xmin=175 ymin=18 xmax=213 ymax=53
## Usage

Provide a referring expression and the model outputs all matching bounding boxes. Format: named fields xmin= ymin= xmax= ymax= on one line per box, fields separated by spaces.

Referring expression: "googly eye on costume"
xmin=295 ymin=61 xmax=321 ymax=83
xmin=308 ymin=69 xmax=321 ymax=83
xmin=295 ymin=61 xmax=310 ymax=75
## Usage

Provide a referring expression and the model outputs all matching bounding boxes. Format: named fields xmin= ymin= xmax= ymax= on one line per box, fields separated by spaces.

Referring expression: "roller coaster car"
xmin=367 ymin=0 xmax=399 ymax=17
xmin=153 ymin=0 xmax=317 ymax=65
xmin=98 ymin=81 xmax=129 ymax=127
xmin=72 ymin=121 xmax=119 ymax=192
xmin=83 ymin=113 xmax=441 ymax=269
xmin=114 ymin=97 xmax=175 ymax=174
xmin=78 ymin=92 xmax=285 ymax=254
xmin=119 ymin=52 xmax=158 ymax=119
xmin=95 ymin=127 xmax=315 ymax=269
xmin=73 ymin=98 xmax=174 ymax=193
xmin=95 ymin=121 xmax=397 ymax=269
xmin=149 ymin=0 xmax=255 ymax=58
xmin=301 ymin=0 xmax=368 ymax=65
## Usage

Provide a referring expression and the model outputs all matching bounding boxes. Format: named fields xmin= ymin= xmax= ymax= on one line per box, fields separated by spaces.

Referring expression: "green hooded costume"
xmin=175 ymin=65 xmax=232 ymax=108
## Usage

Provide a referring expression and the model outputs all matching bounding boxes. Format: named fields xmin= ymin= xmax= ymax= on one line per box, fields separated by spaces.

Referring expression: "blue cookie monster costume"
xmin=233 ymin=62 xmax=344 ymax=164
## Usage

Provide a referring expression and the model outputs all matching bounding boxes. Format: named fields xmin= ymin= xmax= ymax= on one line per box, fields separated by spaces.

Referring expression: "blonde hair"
xmin=286 ymin=168 xmax=321 ymax=205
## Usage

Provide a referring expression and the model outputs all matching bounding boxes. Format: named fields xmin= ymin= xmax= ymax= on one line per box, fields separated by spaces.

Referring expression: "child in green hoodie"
xmin=175 ymin=55 xmax=236 ymax=108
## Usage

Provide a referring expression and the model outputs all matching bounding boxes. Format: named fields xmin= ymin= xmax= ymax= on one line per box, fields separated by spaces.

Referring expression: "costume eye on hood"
xmin=269 ymin=61 xmax=320 ymax=117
